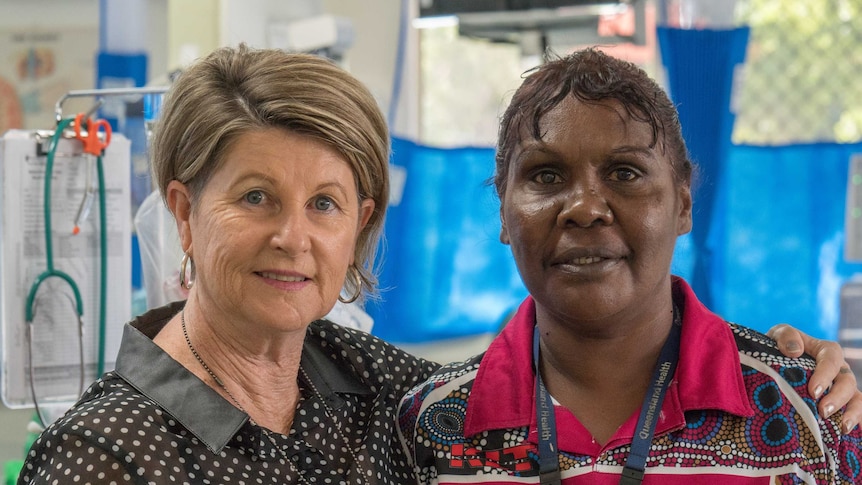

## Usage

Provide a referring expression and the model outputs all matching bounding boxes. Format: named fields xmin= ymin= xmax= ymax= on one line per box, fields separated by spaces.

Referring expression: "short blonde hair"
xmin=151 ymin=44 xmax=390 ymax=300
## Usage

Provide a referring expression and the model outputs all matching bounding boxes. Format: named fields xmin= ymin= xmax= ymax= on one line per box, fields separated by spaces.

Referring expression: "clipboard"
xmin=0 ymin=129 xmax=131 ymax=409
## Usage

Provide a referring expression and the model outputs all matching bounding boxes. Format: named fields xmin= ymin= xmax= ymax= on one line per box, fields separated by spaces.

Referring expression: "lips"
xmin=550 ymin=246 xmax=626 ymax=268
xmin=571 ymin=256 xmax=604 ymax=265
xmin=257 ymin=271 xmax=307 ymax=282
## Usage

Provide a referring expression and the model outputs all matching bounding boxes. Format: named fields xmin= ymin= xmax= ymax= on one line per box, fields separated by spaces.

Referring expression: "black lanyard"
xmin=532 ymin=305 xmax=682 ymax=485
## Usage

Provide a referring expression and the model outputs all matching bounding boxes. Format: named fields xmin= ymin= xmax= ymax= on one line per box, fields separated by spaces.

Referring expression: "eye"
xmin=533 ymin=170 xmax=561 ymax=185
xmin=313 ymin=196 xmax=334 ymax=211
xmin=244 ymin=190 xmax=265 ymax=205
xmin=610 ymin=167 xmax=639 ymax=182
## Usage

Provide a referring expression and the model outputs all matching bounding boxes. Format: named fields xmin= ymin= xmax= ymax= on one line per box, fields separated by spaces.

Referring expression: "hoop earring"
xmin=338 ymin=266 xmax=362 ymax=304
xmin=180 ymin=253 xmax=196 ymax=290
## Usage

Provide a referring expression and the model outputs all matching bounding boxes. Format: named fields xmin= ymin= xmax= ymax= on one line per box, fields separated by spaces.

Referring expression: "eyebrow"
xmin=513 ymin=142 xmax=553 ymax=160
xmin=229 ymin=171 xmax=274 ymax=187
xmin=516 ymin=143 xmax=654 ymax=159
xmin=229 ymin=170 xmax=350 ymax=191
xmin=611 ymin=145 xmax=654 ymax=156
xmin=316 ymin=180 xmax=351 ymax=199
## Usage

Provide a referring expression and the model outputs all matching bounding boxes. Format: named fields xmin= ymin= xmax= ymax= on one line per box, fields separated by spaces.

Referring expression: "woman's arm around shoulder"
xmin=770 ymin=323 xmax=862 ymax=432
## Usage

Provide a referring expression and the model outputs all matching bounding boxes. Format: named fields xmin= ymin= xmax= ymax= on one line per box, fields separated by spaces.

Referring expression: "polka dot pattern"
xmin=19 ymin=311 xmax=440 ymax=485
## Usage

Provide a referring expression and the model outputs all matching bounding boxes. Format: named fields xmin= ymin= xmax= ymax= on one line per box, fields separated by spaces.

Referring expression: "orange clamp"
xmin=74 ymin=112 xmax=112 ymax=156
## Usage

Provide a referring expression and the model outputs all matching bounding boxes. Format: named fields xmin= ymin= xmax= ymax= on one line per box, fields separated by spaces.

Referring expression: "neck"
xmin=536 ymin=301 xmax=675 ymax=444
xmin=155 ymin=304 xmax=306 ymax=434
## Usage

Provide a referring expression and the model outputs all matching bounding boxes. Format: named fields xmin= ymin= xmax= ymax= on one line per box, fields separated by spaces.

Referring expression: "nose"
xmin=270 ymin=207 xmax=312 ymax=254
xmin=556 ymin=184 xmax=614 ymax=228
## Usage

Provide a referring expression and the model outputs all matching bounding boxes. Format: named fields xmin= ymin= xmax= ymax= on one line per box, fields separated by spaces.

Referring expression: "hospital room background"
xmin=0 ymin=0 xmax=860 ymax=479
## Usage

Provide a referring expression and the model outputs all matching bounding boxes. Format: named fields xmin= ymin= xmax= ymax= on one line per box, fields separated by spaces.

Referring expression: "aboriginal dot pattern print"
xmin=399 ymin=320 xmax=862 ymax=484
xmin=19 ymin=305 xmax=439 ymax=485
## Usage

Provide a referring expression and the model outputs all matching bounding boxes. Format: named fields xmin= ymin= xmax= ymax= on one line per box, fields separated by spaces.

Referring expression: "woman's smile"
xmin=256 ymin=271 xmax=306 ymax=283
xmin=549 ymin=245 xmax=627 ymax=277
xmin=501 ymin=95 xmax=691 ymax=324
xmin=255 ymin=270 xmax=310 ymax=290
xmin=551 ymin=255 xmax=622 ymax=274
xmin=182 ymin=128 xmax=374 ymax=332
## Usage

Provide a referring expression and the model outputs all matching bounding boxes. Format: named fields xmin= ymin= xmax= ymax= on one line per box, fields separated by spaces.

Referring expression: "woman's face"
xmin=171 ymin=128 xmax=374 ymax=333
xmin=500 ymin=97 xmax=692 ymax=328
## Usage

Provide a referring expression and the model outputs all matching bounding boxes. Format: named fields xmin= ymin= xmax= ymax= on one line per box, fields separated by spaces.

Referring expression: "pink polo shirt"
xmin=398 ymin=277 xmax=861 ymax=484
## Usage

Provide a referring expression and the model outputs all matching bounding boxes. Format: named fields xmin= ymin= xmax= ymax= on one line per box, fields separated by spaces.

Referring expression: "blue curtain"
xmin=369 ymin=138 xmax=862 ymax=343
xmin=367 ymin=138 xmax=527 ymax=343
xmin=657 ymin=26 xmax=750 ymax=311
xmin=714 ymin=142 xmax=862 ymax=338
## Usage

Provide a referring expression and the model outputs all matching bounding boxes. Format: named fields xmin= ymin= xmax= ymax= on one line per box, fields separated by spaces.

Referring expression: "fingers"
xmin=770 ymin=323 xmax=845 ymax=400
xmin=806 ymin=344 xmax=861 ymax=433
xmin=768 ymin=323 xmax=804 ymax=358
xmin=768 ymin=323 xmax=860 ymax=433
xmin=807 ymin=340 xmax=848 ymax=399
xmin=814 ymin=360 xmax=855 ymax=419
xmin=840 ymin=390 xmax=862 ymax=434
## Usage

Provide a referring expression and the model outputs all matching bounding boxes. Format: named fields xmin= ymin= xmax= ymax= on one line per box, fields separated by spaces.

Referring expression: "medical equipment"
xmin=24 ymin=119 xmax=89 ymax=426
xmin=72 ymin=112 xmax=112 ymax=235
xmin=0 ymin=91 xmax=137 ymax=424
xmin=23 ymin=112 xmax=112 ymax=427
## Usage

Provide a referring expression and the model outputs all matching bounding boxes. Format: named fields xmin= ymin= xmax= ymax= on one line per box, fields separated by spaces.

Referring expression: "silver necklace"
xmin=181 ymin=310 xmax=370 ymax=484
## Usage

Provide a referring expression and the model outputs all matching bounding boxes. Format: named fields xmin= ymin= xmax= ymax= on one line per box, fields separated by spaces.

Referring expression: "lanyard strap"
xmin=533 ymin=326 xmax=562 ymax=485
xmin=620 ymin=314 xmax=681 ymax=484
xmin=533 ymin=305 xmax=681 ymax=485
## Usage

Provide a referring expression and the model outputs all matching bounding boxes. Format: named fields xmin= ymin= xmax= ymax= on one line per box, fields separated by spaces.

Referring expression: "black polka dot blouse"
xmin=18 ymin=302 xmax=440 ymax=484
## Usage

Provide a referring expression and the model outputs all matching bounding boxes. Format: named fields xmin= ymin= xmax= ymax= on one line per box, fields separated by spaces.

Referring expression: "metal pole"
xmin=55 ymin=86 xmax=170 ymax=124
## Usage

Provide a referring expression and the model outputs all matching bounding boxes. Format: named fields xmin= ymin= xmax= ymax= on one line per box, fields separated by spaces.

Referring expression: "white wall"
xmin=0 ymin=0 xmax=168 ymax=89
xmin=0 ymin=0 xmax=98 ymax=28
xmin=163 ymin=0 xmax=417 ymax=137
xmin=322 ymin=0 xmax=419 ymax=138
xmin=0 ymin=0 xmax=404 ymax=113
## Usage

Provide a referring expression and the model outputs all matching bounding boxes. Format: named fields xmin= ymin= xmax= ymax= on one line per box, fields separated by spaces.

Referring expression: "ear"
xmin=676 ymin=184 xmax=693 ymax=236
xmin=358 ymin=198 xmax=375 ymax=231
xmin=499 ymin=207 xmax=511 ymax=245
xmin=166 ymin=180 xmax=194 ymax=253
xmin=350 ymin=198 xmax=376 ymax=265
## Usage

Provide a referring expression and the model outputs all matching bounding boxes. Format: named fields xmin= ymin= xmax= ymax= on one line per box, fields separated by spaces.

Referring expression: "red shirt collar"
xmin=463 ymin=277 xmax=754 ymax=449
